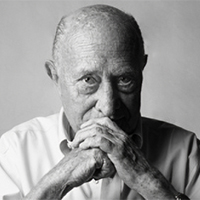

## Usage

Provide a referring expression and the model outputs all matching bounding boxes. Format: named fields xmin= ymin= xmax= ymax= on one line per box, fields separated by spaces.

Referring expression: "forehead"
xmin=60 ymin=9 xmax=137 ymax=57
xmin=63 ymin=26 xmax=137 ymax=64
xmin=57 ymin=12 xmax=142 ymax=77
xmin=66 ymin=36 xmax=138 ymax=75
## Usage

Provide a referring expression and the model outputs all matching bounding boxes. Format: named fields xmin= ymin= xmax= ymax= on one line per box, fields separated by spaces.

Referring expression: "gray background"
xmin=1 ymin=0 xmax=200 ymax=137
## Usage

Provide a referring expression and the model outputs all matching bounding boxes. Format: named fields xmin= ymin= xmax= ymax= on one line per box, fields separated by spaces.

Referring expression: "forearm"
xmin=24 ymin=148 xmax=109 ymax=200
xmin=115 ymin=155 xmax=183 ymax=199
xmin=24 ymin=164 xmax=74 ymax=200
xmin=136 ymin=166 xmax=178 ymax=200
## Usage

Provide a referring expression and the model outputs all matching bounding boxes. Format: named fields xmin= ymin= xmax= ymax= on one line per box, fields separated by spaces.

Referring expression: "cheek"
xmin=120 ymin=92 xmax=141 ymax=113
xmin=59 ymin=82 xmax=96 ymax=126
xmin=59 ymin=76 xmax=84 ymax=106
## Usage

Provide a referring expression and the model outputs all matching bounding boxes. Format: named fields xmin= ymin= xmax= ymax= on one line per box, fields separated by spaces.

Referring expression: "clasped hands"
xmin=64 ymin=117 xmax=176 ymax=199
xmin=24 ymin=117 xmax=177 ymax=200
xmin=69 ymin=117 xmax=150 ymax=190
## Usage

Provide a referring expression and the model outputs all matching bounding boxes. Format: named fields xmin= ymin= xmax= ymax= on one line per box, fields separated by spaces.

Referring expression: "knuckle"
xmin=118 ymin=141 xmax=125 ymax=152
xmin=119 ymin=133 xmax=128 ymax=142
xmin=103 ymin=117 xmax=110 ymax=124
xmin=88 ymin=155 xmax=97 ymax=167
xmin=100 ymin=136 xmax=105 ymax=143
xmin=100 ymin=139 xmax=113 ymax=153
xmin=95 ymin=126 xmax=102 ymax=134
xmin=96 ymin=136 xmax=102 ymax=144
xmin=91 ymin=147 xmax=101 ymax=155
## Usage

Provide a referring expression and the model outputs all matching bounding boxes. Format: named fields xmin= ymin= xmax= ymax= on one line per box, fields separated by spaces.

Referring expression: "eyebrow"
xmin=73 ymin=68 xmax=103 ymax=80
xmin=112 ymin=66 xmax=138 ymax=77
xmin=76 ymin=68 xmax=102 ymax=75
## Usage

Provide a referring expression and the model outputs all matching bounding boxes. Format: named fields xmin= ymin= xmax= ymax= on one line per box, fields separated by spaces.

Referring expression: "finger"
xmin=81 ymin=117 xmax=112 ymax=129
xmin=80 ymin=119 xmax=95 ymax=129
xmin=93 ymin=151 xmax=116 ymax=180
xmin=81 ymin=118 xmax=127 ymax=143
xmin=71 ymin=125 xmax=115 ymax=148
xmin=71 ymin=123 xmax=109 ymax=148
xmin=93 ymin=159 xmax=116 ymax=180
xmin=71 ymin=124 xmax=98 ymax=148
xmin=81 ymin=117 xmax=122 ymax=134
xmin=79 ymin=136 xmax=115 ymax=154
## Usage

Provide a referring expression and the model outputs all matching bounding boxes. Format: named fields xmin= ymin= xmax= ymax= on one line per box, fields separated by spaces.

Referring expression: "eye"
xmin=83 ymin=76 xmax=96 ymax=85
xmin=117 ymin=76 xmax=133 ymax=86
xmin=77 ymin=74 xmax=100 ymax=94
xmin=116 ymin=76 xmax=136 ymax=93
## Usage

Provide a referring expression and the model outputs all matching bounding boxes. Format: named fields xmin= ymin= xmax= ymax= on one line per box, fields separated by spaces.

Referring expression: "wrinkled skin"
xmin=25 ymin=147 xmax=115 ymax=200
xmin=57 ymin=148 xmax=115 ymax=198
xmin=70 ymin=117 xmax=176 ymax=199
xmin=25 ymin=5 xmax=180 ymax=200
xmin=56 ymin=12 xmax=143 ymax=138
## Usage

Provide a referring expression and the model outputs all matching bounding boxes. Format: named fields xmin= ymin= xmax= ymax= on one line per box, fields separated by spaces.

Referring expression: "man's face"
xmin=57 ymin=28 xmax=142 ymax=136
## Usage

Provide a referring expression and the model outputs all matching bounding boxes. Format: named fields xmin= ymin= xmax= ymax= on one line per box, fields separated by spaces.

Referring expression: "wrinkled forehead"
xmin=53 ymin=5 xmax=145 ymax=76
xmin=65 ymin=32 xmax=134 ymax=66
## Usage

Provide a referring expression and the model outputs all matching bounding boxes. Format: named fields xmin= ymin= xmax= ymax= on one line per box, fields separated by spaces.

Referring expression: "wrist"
xmin=41 ymin=162 xmax=75 ymax=198
xmin=25 ymin=162 xmax=74 ymax=200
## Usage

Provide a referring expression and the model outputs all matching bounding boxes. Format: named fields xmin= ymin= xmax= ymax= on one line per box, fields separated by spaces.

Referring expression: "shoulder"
xmin=11 ymin=112 xmax=60 ymax=133
xmin=141 ymin=117 xmax=199 ymax=159
xmin=0 ymin=113 xmax=60 ymax=155
xmin=142 ymin=118 xmax=200 ymax=196
xmin=142 ymin=117 xmax=196 ymax=140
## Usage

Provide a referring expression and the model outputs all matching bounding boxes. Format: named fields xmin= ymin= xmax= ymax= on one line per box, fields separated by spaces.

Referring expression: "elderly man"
xmin=0 ymin=4 xmax=199 ymax=200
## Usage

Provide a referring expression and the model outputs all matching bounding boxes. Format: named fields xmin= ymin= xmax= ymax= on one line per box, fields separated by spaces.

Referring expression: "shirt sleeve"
xmin=0 ymin=134 xmax=22 ymax=200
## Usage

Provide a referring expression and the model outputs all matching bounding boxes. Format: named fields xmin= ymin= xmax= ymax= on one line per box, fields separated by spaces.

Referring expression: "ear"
xmin=141 ymin=54 xmax=148 ymax=71
xmin=45 ymin=60 xmax=59 ymax=85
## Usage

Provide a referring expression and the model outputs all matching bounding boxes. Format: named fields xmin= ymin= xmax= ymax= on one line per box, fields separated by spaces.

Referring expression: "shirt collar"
xmin=58 ymin=107 xmax=71 ymax=144
xmin=58 ymin=108 xmax=143 ymax=150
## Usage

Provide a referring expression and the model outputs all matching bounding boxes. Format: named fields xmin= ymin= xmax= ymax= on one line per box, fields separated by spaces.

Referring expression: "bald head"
xmin=52 ymin=5 xmax=145 ymax=70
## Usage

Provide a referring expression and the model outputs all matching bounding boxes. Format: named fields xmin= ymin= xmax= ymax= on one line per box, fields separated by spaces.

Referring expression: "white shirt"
xmin=0 ymin=108 xmax=129 ymax=199
xmin=0 ymin=108 xmax=200 ymax=199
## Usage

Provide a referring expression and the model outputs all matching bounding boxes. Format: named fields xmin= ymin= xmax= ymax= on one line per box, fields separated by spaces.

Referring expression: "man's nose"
xmin=95 ymin=82 xmax=120 ymax=118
